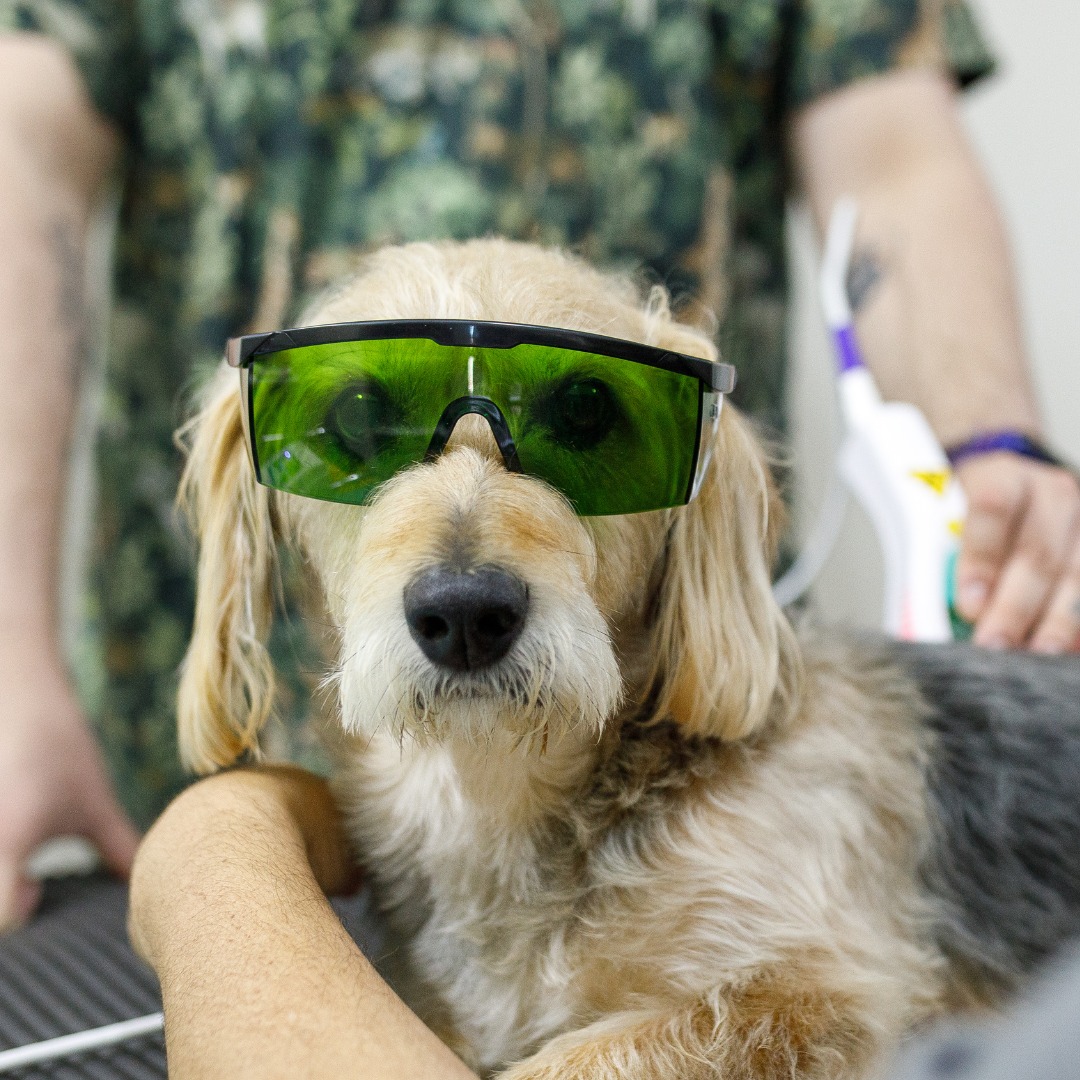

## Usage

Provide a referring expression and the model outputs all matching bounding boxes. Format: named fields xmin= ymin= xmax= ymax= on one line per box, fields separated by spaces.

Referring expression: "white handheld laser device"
xmin=821 ymin=198 xmax=969 ymax=642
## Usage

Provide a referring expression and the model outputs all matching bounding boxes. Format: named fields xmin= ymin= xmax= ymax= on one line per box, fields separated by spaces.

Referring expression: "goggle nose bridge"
xmin=423 ymin=396 xmax=523 ymax=473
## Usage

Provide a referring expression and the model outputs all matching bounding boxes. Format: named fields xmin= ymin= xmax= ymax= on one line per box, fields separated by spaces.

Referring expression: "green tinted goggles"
xmin=227 ymin=321 xmax=736 ymax=517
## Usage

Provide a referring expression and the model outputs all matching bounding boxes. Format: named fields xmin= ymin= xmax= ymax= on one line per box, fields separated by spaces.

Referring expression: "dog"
xmin=175 ymin=238 xmax=1080 ymax=1079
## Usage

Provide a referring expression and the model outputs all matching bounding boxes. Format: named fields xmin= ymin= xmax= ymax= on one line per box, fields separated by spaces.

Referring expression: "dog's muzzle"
xmin=404 ymin=566 xmax=529 ymax=672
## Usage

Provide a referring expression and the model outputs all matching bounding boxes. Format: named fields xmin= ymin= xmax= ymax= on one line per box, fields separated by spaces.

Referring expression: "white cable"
xmin=0 ymin=1012 xmax=164 ymax=1074
xmin=769 ymin=196 xmax=859 ymax=610
xmin=772 ymin=463 xmax=850 ymax=608
xmin=819 ymin=195 xmax=858 ymax=331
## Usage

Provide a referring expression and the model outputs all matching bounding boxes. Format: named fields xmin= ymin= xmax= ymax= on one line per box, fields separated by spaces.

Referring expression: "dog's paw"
xmin=495 ymin=1059 xmax=582 ymax=1080
xmin=494 ymin=1037 xmax=709 ymax=1080
xmin=495 ymin=1044 xmax=613 ymax=1080
xmin=491 ymin=1004 xmax=722 ymax=1080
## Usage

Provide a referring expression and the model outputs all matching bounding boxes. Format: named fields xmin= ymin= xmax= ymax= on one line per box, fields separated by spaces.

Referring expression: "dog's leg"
xmin=496 ymin=978 xmax=886 ymax=1080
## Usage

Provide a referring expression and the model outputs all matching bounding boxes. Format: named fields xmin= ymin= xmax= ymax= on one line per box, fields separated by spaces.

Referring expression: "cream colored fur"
xmin=177 ymin=239 xmax=953 ymax=1079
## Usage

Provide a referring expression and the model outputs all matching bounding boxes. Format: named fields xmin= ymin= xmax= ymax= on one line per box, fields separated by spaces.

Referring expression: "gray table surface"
xmin=4 ymin=875 xmax=1080 ymax=1080
xmin=0 ymin=875 xmax=382 ymax=1079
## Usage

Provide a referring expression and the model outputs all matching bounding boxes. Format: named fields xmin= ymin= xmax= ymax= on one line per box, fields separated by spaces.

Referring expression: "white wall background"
xmin=788 ymin=0 xmax=1080 ymax=629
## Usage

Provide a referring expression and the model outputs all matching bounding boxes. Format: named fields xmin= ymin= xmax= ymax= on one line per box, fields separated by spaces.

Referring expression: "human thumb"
xmin=0 ymin=860 xmax=43 ymax=932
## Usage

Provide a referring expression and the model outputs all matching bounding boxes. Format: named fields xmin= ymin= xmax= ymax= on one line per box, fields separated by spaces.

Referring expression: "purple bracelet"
xmin=945 ymin=430 xmax=1068 ymax=470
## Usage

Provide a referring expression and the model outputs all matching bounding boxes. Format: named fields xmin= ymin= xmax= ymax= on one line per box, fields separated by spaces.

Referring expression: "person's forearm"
xmin=0 ymin=42 xmax=138 ymax=929
xmin=794 ymin=69 xmax=1040 ymax=446
xmin=0 ymin=35 xmax=118 ymax=663
xmin=794 ymin=69 xmax=1080 ymax=652
xmin=130 ymin=769 xmax=478 ymax=1080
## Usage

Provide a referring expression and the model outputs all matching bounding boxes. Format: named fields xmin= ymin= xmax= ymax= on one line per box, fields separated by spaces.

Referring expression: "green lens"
xmin=249 ymin=337 xmax=703 ymax=514
xmin=479 ymin=344 xmax=701 ymax=515
xmin=250 ymin=338 xmax=458 ymax=505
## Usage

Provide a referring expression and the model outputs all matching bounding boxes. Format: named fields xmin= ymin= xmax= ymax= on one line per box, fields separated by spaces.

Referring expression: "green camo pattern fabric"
xmin=1 ymin=0 xmax=993 ymax=827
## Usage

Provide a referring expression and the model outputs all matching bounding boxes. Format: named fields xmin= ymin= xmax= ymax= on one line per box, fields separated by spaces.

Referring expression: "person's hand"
xmin=954 ymin=454 xmax=1080 ymax=652
xmin=0 ymin=658 xmax=139 ymax=930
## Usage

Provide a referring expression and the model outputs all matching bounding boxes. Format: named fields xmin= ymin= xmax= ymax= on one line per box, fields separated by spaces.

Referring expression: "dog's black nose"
xmin=404 ymin=567 xmax=528 ymax=671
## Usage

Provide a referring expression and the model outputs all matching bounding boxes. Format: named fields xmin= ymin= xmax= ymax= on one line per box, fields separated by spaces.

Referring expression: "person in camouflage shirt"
xmin=0 ymin=0 xmax=996 ymax=836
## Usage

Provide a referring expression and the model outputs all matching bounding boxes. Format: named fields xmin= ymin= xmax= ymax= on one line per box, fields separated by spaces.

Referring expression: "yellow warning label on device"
xmin=910 ymin=469 xmax=950 ymax=495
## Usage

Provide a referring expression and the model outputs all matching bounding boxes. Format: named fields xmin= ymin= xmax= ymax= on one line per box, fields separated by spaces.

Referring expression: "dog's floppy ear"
xmin=175 ymin=367 xmax=277 ymax=773
xmin=647 ymin=407 xmax=802 ymax=741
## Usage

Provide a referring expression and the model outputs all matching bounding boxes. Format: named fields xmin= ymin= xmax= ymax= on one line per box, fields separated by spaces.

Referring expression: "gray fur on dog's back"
xmin=894 ymin=643 xmax=1080 ymax=993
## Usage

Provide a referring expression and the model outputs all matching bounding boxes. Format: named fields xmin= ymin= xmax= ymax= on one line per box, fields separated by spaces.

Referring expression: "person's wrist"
xmin=0 ymin=654 xmax=88 ymax=752
xmin=0 ymin=628 xmax=68 ymax=681
xmin=946 ymin=429 xmax=1070 ymax=472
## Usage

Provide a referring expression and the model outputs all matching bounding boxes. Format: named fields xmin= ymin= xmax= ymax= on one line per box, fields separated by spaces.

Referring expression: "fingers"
xmin=955 ymin=455 xmax=1080 ymax=650
xmin=954 ymin=455 xmax=1027 ymax=624
xmin=51 ymin=704 xmax=142 ymax=877
xmin=1029 ymin=551 xmax=1080 ymax=654
xmin=75 ymin=741 xmax=141 ymax=877
xmin=0 ymin=699 xmax=139 ymax=936
xmin=0 ymin=762 xmax=137 ymax=931
xmin=84 ymin=791 xmax=141 ymax=880
xmin=0 ymin=774 xmax=48 ymax=931
xmin=0 ymin=863 xmax=42 ymax=932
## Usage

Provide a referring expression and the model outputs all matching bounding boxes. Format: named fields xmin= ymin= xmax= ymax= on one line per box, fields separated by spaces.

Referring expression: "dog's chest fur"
xmin=339 ymin=724 xmax=715 ymax=1066
xmin=337 ymin=648 xmax=939 ymax=1073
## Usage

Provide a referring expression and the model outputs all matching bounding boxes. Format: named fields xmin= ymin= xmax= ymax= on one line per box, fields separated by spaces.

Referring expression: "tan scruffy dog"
xmin=176 ymin=239 xmax=1080 ymax=1079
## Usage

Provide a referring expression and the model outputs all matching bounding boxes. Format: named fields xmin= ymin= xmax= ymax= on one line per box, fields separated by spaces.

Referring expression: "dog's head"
xmin=177 ymin=239 xmax=801 ymax=772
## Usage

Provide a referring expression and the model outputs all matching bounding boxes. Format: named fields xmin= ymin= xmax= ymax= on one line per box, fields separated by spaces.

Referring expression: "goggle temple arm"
xmin=689 ymin=389 xmax=724 ymax=502
xmin=424 ymin=396 xmax=523 ymax=473
xmin=236 ymin=362 xmax=258 ymax=480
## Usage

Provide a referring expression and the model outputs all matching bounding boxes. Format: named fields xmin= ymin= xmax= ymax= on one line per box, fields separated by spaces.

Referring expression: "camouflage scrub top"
xmin=2 ymin=0 xmax=992 ymax=827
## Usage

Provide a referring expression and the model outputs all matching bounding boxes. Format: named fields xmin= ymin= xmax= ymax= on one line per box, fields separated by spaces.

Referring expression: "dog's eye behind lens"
xmin=327 ymin=381 xmax=397 ymax=460
xmin=539 ymin=378 xmax=620 ymax=451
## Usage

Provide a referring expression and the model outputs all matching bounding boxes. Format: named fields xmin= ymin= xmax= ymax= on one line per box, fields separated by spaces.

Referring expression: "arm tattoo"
xmin=847 ymin=247 xmax=885 ymax=314
xmin=48 ymin=219 xmax=90 ymax=379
